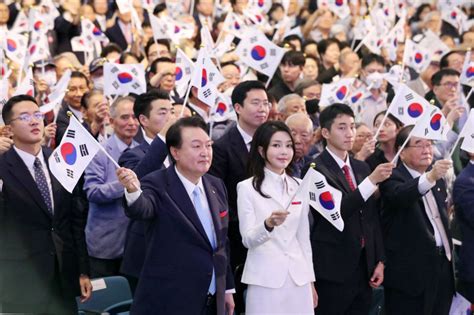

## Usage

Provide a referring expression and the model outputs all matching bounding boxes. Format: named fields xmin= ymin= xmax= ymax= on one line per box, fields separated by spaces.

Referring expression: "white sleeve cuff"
xmin=418 ymin=173 xmax=436 ymax=195
xmin=125 ymin=189 xmax=141 ymax=205
xmin=359 ymin=178 xmax=378 ymax=201
xmin=225 ymin=289 xmax=236 ymax=294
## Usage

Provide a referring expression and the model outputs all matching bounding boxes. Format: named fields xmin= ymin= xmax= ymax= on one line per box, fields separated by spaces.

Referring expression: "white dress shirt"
xmin=326 ymin=147 xmax=377 ymax=201
xmin=236 ymin=123 xmax=253 ymax=152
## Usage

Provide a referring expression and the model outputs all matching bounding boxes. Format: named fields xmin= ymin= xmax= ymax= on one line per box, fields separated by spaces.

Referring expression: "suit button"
xmin=51 ymin=228 xmax=54 ymax=232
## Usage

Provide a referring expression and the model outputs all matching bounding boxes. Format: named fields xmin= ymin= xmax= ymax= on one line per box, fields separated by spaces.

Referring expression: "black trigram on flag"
xmin=330 ymin=213 xmax=341 ymax=220
xmin=260 ymin=62 xmax=269 ymax=70
xmin=53 ymin=152 xmax=60 ymax=163
xmin=202 ymin=88 xmax=212 ymax=98
xmin=250 ymin=36 xmax=258 ymax=43
xmin=398 ymin=107 xmax=404 ymax=115
xmin=66 ymin=169 xmax=74 ymax=178
xmin=309 ymin=192 xmax=316 ymax=202
xmin=269 ymin=49 xmax=276 ymax=56
xmin=79 ymin=144 xmax=89 ymax=157
xmin=315 ymin=181 xmax=325 ymax=189
xmin=405 ymin=93 xmax=414 ymax=102
xmin=132 ymin=82 xmax=140 ymax=89
xmin=110 ymin=66 xmax=119 ymax=73
xmin=66 ymin=130 xmax=76 ymax=138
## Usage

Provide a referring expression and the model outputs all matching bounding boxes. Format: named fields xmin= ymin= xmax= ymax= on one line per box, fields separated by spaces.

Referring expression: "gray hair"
xmin=277 ymin=93 xmax=305 ymax=115
xmin=285 ymin=112 xmax=313 ymax=132
xmin=110 ymin=96 xmax=135 ymax=118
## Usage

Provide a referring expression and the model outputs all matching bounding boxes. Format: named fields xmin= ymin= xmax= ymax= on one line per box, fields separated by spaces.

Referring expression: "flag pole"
xmin=180 ymin=82 xmax=193 ymax=117
xmin=391 ymin=131 xmax=411 ymax=163
xmin=283 ymin=162 xmax=316 ymax=211
xmin=465 ymin=87 xmax=473 ymax=101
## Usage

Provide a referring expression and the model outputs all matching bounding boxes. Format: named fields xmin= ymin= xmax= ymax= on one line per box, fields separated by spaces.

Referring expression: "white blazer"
xmin=237 ymin=169 xmax=315 ymax=289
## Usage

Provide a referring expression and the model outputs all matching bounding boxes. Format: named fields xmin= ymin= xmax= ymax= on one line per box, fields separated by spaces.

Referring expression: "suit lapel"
xmin=202 ymin=176 xmax=224 ymax=246
xmin=44 ymin=150 xmax=62 ymax=217
xmin=320 ymin=150 xmax=352 ymax=193
xmin=166 ymin=168 xmax=212 ymax=249
xmin=6 ymin=149 xmax=52 ymax=218
xmin=230 ymin=127 xmax=248 ymax=170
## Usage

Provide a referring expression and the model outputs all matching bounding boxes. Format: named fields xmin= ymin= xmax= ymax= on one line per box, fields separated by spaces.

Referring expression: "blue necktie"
xmin=192 ymin=187 xmax=216 ymax=294
xmin=34 ymin=157 xmax=53 ymax=214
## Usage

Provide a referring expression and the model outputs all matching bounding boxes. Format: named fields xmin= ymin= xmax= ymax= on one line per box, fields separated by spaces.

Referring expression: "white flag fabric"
xmin=28 ymin=7 xmax=54 ymax=34
xmin=403 ymin=39 xmax=432 ymax=73
xmin=2 ymin=31 xmax=28 ymax=66
xmin=149 ymin=14 xmax=168 ymax=40
xmin=14 ymin=67 xmax=35 ymax=97
xmin=249 ymin=0 xmax=272 ymax=12
xmin=324 ymin=0 xmax=351 ymax=19
xmin=243 ymin=8 xmax=267 ymax=26
xmin=40 ymin=92 xmax=66 ymax=115
xmin=459 ymin=109 xmax=474 ymax=154
xmin=200 ymin=25 xmax=215 ymax=56
xmin=383 ymin=15 xmax=405 ymax=62
xmin=0 ymin=69 xmax=11 ymax=124
xmin=71 ymin=36 xmax=94 ymax=52
xmin=81 ymin=18 xmax=109 ymax=43
xmin=27 ymin=32 xmax=51 ymax=64
xmin=116 ymin=0 xmax=132 ymax=14
xmin=211 ymin=93 xmax=237 ymax=123
xmin=441 ymin=6 xmax=468 ymax=32
xmin=213 ymin=32 xmax=235 ymax=58
xmin=163 ymin=16 xmax=194 ymax=45
xmin=319 ymin=78 xmax=355 ymax=108
xmin=359 ymin=27 xmax=385 ymax=55
xmin=302 ymin=167 xmax=344 ymax=232
xmin=222 ymin=12 xmax=247 ymax=38
xmin=50 ymin=69 xmax=72 ymax=101
xmin=103 ymin=63 xmax=146 ymax=97
xmin=418 ymin=30 xmax=450 ymax=59
xmin=387 ymin=83 xmax=430 ymax=126
xmin=175 ymin=48 xmax=194 ymax=97
xmin=346 ymin=83 xmax=372 ymax=113
xmin=235 ymin=29 xmax=285 ymax=78
xmin=11 ymin=10 xmax=29 ymax=33
xmin=460 ymin=51 xmax=474 ymax=87
xmin=190 ymin=49 xmax=225 ymax=107
xmin=410 ymin=105 xmax=448 ymax=141
xmin=48 ymin=115 xmax=102 ymax=193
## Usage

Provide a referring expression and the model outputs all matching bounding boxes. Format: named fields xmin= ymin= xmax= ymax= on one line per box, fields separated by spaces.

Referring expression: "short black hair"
xmin=373 ymin=110 xmax=403 ymax=129
xmin=119 ymin=52 xmax=141 ymax=64
xmin=166 ymin=116 xmax=208 ymax=162
xmin=221 ymin=61 xmax=240 ymax=71
xmin=283 ymin=35 xmax=303 ymax=49
xmin=280 ymin=50 xmax=305 ymax=67
xmin=317 ymin=38 xmax=340 ymax=56
xmin=395 ymin=125 xmax=414 ymax=150
xmin=153 ymin=3 xmax=167 ymax=15
xmin=144 ymin=38 xmax=171 ymax=57
xmin=70 ymin=71 xmax=90 ymax=86
xmin=440 ymin=50 xmax=464 ymax=69
xmin=2 ymin=95 xmax=38 ymax=124
xmin=148 ymin=57 xmax=174 ymax=75
xmin=431 ymin=68 xmax=460 ymax=86
xmin=231 ymin=80 xmax=267 ymax=107
xmin=362 ymin=53 xmax=385 ymax=68
xmin=319 ymin=103 xmax=354 ymax=131
xmin=81 ymin=89 xmax=103 ymax=109
xmin=134 ymin=89 xmax=170 ymax=126
xmin=100 ymin=43 xmax=123 ymax=58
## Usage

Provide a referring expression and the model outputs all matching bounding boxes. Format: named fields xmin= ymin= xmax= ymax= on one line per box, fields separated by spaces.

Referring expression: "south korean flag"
xmin=104 ymin=63 xmax=147 ymax=97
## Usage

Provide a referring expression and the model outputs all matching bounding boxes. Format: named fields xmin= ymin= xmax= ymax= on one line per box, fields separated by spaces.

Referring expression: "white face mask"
xmin=92 ymin=77 xmax=104 ymax=90
xmin=40 ymin=70 xmax=57 ymax=87
xmin=366 ymin=72 xmax=385 ymax=89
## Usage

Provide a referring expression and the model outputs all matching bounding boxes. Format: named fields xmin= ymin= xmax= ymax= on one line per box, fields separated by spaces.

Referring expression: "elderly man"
xmin=286 ymin=112 xmax=313 ymax=178
xmin=277 ymin=93 xmax=307 ymax=121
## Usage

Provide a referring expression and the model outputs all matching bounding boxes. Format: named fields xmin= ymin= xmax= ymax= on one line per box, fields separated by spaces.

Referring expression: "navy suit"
xmin=380 ymin=163 xmax=454 ymax=314
xmin=124 ymin=167 xmax=234 ymax=314
xmin=105 ymin=20 xmax=129 ymax=50
xmin=453 ymin=162 xmax=474 ymax=302
xmin=0 ymin=147 xmax=88 ymax=313
xmin=118 ymin=137 xmax=167 ymax=279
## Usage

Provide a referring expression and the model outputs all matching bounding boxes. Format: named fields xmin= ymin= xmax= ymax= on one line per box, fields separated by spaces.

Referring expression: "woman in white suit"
xmin=237 ymin=121 xmax=318 ymax=314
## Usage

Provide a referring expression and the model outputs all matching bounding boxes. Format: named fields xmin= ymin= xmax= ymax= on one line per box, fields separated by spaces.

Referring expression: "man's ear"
xmin=234 ymin=103 xmax=242 ymax=115
xmin=170 ymin=146 xmax=179 ymax=162
xmin=321 ymin=127 xmax=330 ymax=140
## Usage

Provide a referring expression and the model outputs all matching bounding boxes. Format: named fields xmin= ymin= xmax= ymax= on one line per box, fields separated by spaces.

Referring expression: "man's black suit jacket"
xmin=105 ymin=20 xmax=129 ymax=50
xmin=306 ymin=149 xmax=385 ymax=283
xmin=0 ymin=147 xmax=88 ymax=311
xmin=379 ymin=163 xmax=454 ymax=296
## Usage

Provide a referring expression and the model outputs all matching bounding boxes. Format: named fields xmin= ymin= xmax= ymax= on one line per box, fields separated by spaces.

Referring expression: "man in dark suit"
xmin=117 ymin=116 xmax=235 ymax=314
xmin=306 ymin=103 xmax=393 ymax=314
xmin=0 ymin=95 xmax=92 ymax=313
xmin=118 ymin=90 xmax=175 ymax=291
xmin=380 ymin=126 xmax=455 ymax=314
xmin=454 ymin=151 xmax=474 ymax=303
xmin=105 ymin=11 xmax=132 ymax=50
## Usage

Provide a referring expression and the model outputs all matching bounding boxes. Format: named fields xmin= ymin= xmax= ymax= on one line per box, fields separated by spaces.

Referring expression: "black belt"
xmin=436 ymin=246 xmax=445 ymax=256
xmin=206 ymin=293 xmax=216 ymax=306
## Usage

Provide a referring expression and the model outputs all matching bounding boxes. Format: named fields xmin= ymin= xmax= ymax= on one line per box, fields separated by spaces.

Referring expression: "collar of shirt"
xmin=174 ymin=165 xmax=205 ymax=198
xmin=403 ymin=163 xmax=422 ymax=178
xmin=326 ymin=147 xmax=352 ymax=170
xmin=236 ymin=123 xmax=252 ymax=150
xmin=68 ymin=105 xmax=83 ymax=122
xmin=199 ymin=13 xmax=212 ymax=27
xmin=13 ymin=146 xmax=46 ymax=171
xmin=113 ymin=134 xmax=138 ymax=153
xmin=264 ymin=167 xmax=287 ymax=183
xmin=141 ymin=127 xmax=154 ymax=145
xmin=470 ymin=160 xmax=474 ymax=165
xmin=118 ymin=19 xmax=132 ymax=41
xmin=188 ymin=102 xmax=209 ymax=123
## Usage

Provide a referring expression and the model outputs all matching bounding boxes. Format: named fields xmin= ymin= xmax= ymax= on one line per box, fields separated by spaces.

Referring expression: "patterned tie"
xmin=192 ymin=187 xmax=216 ymax=294
xmin=342 ymin=165 xmax=356 ymax=191
xmin=34 ymin=158 xmax=53 ymax=214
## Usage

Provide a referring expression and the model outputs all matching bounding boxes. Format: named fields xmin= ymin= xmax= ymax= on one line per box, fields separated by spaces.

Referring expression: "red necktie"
xmin=342 ymin=165 xmax=356 ymax=191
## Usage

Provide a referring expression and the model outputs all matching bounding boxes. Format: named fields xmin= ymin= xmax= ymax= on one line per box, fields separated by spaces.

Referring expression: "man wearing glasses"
xmin=379 ymin=125 xmax=455 ymax=315
xmin=0 ymin=95 xmax=92 ymax=313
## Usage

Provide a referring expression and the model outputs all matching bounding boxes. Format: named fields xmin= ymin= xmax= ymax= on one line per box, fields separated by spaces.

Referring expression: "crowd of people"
xmin=0 ymin=0 xmax=473 ymax=314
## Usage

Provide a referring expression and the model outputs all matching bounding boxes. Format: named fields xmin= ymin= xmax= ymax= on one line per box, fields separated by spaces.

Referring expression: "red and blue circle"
xmin=257 ymin=0 xmax=264 ymax=7
xmin=336 ymin=86 xmax=347 ymax=100
xmin=407 ymin=103 xmax=423 ymax=118
xmin=451 ymin=11 xmax=457 ymax=19
xmin=430 ymin=113 xmax=442 ymax=131
xmin=351 ymin=92 xmax=362 ymax=103
xmin=34 ymin=21 xmax=43 ymax=31
xmin=7 ymin=39 xmax=17 ymax=52
xmin=92 ymin=26 xmax=102 ymax=36
xmin=60 ymin=142 xmax=77 ymax=165
xmin=29 ymin=45 xmax=37 ymax=55
xmin=335 ymin=0 xmax=344 ymax=6
xmin=319 ymin=191 xmax=335 ymax=210
xmin=201 ymin=69 xmax=207 ymax=87
xmin=174 ymin=25 xmax=181 ymax=33
xmin=234 ymin=21 xmax=241 ymax=30
xmin=466 ymin=66 xmax=474 ymax=78
xmin=175 ymin=67 xmax=183 ymax=81
xmin=117 ymin=72 xmax=133 ymax=84
xmin=251 ymin=45 xmax=266 ymax=61
xmin=414 ymin=53 xmax=423 ymax=64
xmin=216 ymin=102 xmax=227 ymax=115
